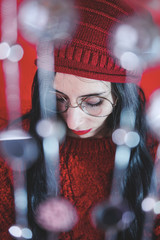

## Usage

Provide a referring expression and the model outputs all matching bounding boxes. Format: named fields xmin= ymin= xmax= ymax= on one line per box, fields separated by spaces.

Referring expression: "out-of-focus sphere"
xmin=142 ymin=197 xmax=156 ymax=212
xmin=154 ymin=201 xmax=160 ymax=214
xmin=115 ymin=25 xmax=138 ymax=49
xmin=111 ymin=13 xmax=160 ymax=72
xmin=18 ymin=0 xmax=78 ymax=44
xmin=36 ymin=197 xmax=78 ymax=232
xmin=91 ymin=203 xmax=123 ymax=230
xmin=112 ymin=129 xmax=139 ymax=148
xmin=150 ymin=0 xmax=160 ymax=10
xmin=124 ymin=131 xmax=140 ymax=148
xmin=123 ymin=0 xmax=160 ymax=28
xmin=8 ymin=44 xmax=24 ymax=62
xmin=36 ymin=119 xmax=54 ymax=138
xmin=120 ymin=51 xmax=142 ymax=71
xmin=123 ymin=0 xmax=160 ymax=11
xmin=91 ymin=201 xmax=134 ymax=231
xmin=112 ymin=128 xmax=126 ymax=145
xmin=9 ymin=225 xmax=22 ymax=238
xmin=21 ymin=228 xmax=33 ymax=239
xmin=0 ymin=129 xmax=38 ymax=171
xmin=9 ymin=225 xmax=32 ymax=239
xmin=146 ymin=89 xmax=160 ymax=140
xmin=0 ymin=42 xmax=10 ymax=59
xmin=36 ymin=119 xmax=66 ymax=142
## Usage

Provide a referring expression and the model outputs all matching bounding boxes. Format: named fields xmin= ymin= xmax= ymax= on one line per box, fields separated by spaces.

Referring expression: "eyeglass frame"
xmin=48 ymin=90 xmax=118 ymax=117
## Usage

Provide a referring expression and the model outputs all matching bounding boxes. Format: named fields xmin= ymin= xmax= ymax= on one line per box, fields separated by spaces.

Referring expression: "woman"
xmin=25 ymin=0 xmax=160 ymax=239
xmin=0 ymin=0 xmax=159 ymax=239
xmin=26 ymin=73 xmax=158 ymax=240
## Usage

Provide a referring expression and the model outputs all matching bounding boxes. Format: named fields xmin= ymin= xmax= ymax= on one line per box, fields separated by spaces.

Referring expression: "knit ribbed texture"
xmin=0 ymin=136 xmax=159 ymax=239
xmin=0 ymin=158 xmax=15 ymax=240
xmin=59 ymin=136 xmax=116 ymax=240
xmin=54 ymin=0 xmax=140 ymax=83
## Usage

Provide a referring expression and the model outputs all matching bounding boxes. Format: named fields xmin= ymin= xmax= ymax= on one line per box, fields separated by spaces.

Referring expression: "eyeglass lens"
xmin=49 ymin=92 xmax=114 ymax=117
xmin=81 ymin=96 xmax=113 ymax=116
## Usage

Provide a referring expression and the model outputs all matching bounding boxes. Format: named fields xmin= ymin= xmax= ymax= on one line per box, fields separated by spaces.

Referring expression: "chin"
xmin=78 ymin=134 xmax=92 ymax=138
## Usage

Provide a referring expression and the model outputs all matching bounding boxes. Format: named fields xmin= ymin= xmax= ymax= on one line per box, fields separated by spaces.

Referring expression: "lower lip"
xmin=72 ymin=129 xmax=92 ymax=136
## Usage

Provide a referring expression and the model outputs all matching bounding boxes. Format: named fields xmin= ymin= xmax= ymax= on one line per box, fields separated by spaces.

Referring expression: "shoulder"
xmin=0 ymin=156 xmax=15 ymax=238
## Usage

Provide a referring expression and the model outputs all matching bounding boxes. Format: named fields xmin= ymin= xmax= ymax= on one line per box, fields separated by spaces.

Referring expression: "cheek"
xmin=91 ymin=116 xmax=107 ymax=128
xmin=59 ymin=112 xmax=107 ymax=129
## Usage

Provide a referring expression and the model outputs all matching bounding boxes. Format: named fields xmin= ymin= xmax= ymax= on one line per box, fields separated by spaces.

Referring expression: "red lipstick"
xmin=72 ymin=129 xmax=92 ymax=135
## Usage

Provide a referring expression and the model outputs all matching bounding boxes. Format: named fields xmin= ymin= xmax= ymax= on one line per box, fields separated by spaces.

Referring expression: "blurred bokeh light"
xmin=36 ymin=197 xmax=78 ymax=232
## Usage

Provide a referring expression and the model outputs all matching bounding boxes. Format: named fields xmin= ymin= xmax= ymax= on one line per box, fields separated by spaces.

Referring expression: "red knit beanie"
xmin=54 ymin=0 xmax=142 ymax=83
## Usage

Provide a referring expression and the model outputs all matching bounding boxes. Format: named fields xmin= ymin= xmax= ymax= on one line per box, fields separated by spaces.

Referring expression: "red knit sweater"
xmin=0 ymin=136 xmax=160 ymax=240
xmin=0 ymin=158 xmax=15 ymax=240
xmin=59 ymin=137 xmax=115 ymax=239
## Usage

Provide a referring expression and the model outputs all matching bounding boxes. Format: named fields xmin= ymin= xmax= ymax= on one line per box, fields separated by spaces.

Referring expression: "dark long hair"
xmin=25 ymin=70 xmax=155 ymax=240
xmin=109 ymin=83 xmax=154 ymax=239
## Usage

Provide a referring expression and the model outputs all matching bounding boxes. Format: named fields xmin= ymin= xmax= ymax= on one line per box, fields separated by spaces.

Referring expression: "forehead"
xmin=54 ymin=73 xmax=111 ymax=96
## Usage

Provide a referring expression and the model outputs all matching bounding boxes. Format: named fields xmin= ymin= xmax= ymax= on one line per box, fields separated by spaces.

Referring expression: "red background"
xmin=0 ymin=0 xmax=160 ymax=129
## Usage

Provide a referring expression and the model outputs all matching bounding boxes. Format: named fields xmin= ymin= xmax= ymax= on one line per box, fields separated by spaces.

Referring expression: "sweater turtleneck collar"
xmin=60 ymin=136 xmax=116 ymax=155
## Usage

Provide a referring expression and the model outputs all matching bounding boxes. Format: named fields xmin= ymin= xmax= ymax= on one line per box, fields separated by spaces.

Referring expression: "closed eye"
xmin=56 ymin=92 xmax=68 ymax=103
xmin=57 ymin=96 xmax=66 ymax=102
xmin=86 ymin=102 xmax=103 ymax=108
xmin=82 ymin=97 xmax=103 ymax=107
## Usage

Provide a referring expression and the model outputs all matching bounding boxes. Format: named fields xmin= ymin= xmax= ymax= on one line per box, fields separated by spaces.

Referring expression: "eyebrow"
xmin=54 ymin=89 xmax=106 ymax=97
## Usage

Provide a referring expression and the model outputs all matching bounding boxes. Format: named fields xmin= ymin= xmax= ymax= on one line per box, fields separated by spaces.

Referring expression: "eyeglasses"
xmin=47 ymin=91 xmax=117 ymax=117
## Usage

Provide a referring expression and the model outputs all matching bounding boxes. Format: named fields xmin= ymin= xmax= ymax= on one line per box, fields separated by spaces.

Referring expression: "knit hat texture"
xmin=54 ymin=0 xmax=141 ymax=83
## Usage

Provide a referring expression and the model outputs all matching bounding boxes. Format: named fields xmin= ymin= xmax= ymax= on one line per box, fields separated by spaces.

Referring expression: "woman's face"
xmin=53 ymin=73 xmax=115 ymax=138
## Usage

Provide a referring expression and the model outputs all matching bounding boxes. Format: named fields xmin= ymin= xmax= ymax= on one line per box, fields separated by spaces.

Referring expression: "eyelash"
xmin=85 ymin=100 xmax=103 ymax=107
xmin=56 ymin=94 xmax=104 ymax=107
xmin=57 ymin=96 xmax=67 ymax=102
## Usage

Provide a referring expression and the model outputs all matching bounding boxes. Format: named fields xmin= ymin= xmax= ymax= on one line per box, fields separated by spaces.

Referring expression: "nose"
xmin=64 ymin=107 xmax=84 ymax=130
